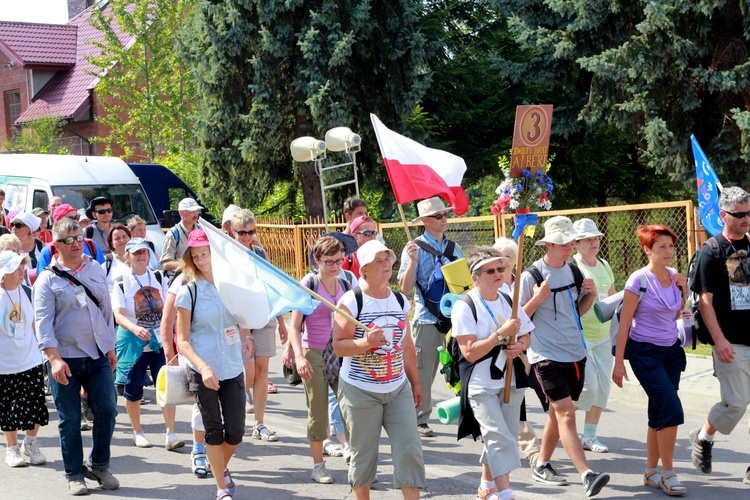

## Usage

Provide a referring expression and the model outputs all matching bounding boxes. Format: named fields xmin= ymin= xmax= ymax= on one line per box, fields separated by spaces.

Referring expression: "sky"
xmin=0 ymin=0 xmax=69 ymax=24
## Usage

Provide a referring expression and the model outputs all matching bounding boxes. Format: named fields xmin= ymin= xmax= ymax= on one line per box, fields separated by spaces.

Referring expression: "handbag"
xmin=283 ymin=362 xmax=302 ymax=386
xmin=322 ymin=337 xmax=342 ymax=386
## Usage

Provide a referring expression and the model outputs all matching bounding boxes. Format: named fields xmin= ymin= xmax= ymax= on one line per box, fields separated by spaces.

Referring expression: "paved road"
xmin=5 ymin=352 xmax=749 ymax=499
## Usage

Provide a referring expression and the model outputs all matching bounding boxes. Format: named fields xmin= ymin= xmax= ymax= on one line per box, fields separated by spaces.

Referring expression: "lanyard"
xmin=567 ymin=288 xmax=587 ymax=349
xmin=478 ymin=295 xmax=502 ymax=335
xmin=4 ymin=287 xmax=22 ymax=322
xmin=132 ymin=271 xmax=157 ymax=313
xmin=60 ymin=262 xmax=86 ymax=287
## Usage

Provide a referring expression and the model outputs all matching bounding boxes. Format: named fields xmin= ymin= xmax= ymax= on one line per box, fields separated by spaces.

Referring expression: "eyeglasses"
xmin=320 ymin=258 xmax=344 ymax=267
xmin=725 ymin=210 xmax=750 ymax=219
xmin=482 ymin=266 xmax=507 ymax=276
xmin=426 ymin=213 xmax=449 ymax=220
xmin=355 ymin=230 xmax=378 ymax=237
xmin=56 ymin=234 xmax=84 ymax=245
xmin=10 ymin=222 xmax=26 ymax=229
xmin=235 ymin=229 xmax=256 ymax=236
xmin=94 ymin=208 xmax=113 ymax=214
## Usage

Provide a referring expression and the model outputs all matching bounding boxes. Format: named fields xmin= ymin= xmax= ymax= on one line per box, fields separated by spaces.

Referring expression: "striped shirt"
xmin=338 ymin=289 xmax=410 ymax=394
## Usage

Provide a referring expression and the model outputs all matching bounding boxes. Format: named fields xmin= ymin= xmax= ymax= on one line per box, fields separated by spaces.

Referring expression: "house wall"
xmin=0 ymin=46 xmax=31 ymax=145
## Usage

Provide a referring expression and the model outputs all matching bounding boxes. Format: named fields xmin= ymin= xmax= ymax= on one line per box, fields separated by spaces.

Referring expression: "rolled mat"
xmin=155 ymin=365 xmax=194 ymax=407
xmin=436 ymin=396 xmax=461 ymax=425
xmin=440 ymin=293 xmax=462 ymax=318
xmin=594 ymin=290 xmax=623 ymax=323
xmin=442 ymin=258 xmax=474 ymax=295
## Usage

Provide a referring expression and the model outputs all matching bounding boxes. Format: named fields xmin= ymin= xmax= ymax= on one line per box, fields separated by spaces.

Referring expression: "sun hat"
xmin=86 ymin=196 xmax=113 ymax=218
xmin=573 ymin=218 xmax=604 ymax=240
xmin=10 ymin=212 xmax=42 ymax=232
xmin=469 ymin=255 xmax=510 ymax=275
xmin=125 ymin=238 xmax=153 ymax=255
xmin=53 ymin=203 xmax=78 ymax=223
xmin=222 ymin=204 xmax=241 ymax=225
xmin=32 ymin=207 xmax=49 ymax=217
xmin=77 ymin=208 xmax=91 ymax=222
xmin=178 ymin=198 xmax=202 ymax=211
xmin=186 ymin=228 xmax=209 ymax=247
xmin=322 ymin=231 xmax=358 ymax=256
xmin=349 ymin=215 xmax=374 ymax=234
xmin=357 ymin=240 xmax=396 ymax=269
xmin=0 ymin=250 xmax=30 ymax=278
xmin=411 ymin=196 xmax=454 ymax=224
xmin=535 ymin=216 xmax=579 ymax=246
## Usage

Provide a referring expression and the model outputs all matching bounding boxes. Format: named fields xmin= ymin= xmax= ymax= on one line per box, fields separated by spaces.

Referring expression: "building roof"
xmin=0 ymin=22 xmax=78 ymax=67
xmin=3 ymin=3 xmax=133 ymax=124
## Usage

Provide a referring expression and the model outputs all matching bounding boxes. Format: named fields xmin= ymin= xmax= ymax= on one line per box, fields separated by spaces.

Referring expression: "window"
xmin=32 ymin=190 xmax=49 ymax=212
xmin=4 ymin=90 xmax=21 ymax=139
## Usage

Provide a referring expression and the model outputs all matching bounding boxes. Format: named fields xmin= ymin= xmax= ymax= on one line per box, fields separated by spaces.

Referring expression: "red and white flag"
xmin=370 ymin=113 xmax=469 ymax=215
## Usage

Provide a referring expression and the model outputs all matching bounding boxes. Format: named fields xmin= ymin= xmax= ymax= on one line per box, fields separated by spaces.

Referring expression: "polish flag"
xmin=371 ymin=114 xmax=469 ymax=215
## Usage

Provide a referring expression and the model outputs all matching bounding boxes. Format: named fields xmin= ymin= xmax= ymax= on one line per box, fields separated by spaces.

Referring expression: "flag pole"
xmin=397 ymin=203 xmax=413 ymax=241
xmin=504 ymin=229 xmax=525 ymax=403
xmin=301 ymin=283 xmax=369 ymax=331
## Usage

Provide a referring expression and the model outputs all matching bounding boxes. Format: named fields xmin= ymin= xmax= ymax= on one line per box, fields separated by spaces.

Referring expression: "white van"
xmin=0 ymin=154 xmax=164 ymax=254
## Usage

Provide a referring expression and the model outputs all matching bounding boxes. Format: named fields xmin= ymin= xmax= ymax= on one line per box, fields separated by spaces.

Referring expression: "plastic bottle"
xmin=438 ymin=346 xmax=451 ymax=366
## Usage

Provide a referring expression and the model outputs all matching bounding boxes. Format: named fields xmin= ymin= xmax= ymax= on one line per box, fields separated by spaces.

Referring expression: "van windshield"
xmin=53 ymin=184 xmax=158 ymax=225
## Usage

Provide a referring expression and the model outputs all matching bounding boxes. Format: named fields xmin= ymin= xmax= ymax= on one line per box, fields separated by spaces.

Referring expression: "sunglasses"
xmin=355 ymin=230 xmax=378 ymax=237
xmin=57 ymin=234 xmax=84 ymax=245
xmin=235 ymin=229 xmax=256 ymax=236
xmin=426 ymin=213 xmax=449 ymax=220
xmin=65 ymin=214 xmax=81 ymax=221
xmin=10 ymin=222 xmax=26 ymax=229
xmin=94 ymin=208 xmax=113 ymax=214
xmin=482 ymin=266 xmax=507 ymax=276
xmin=725 ymin=210 xmax=750 ymax=219
xmin=320 ymin=258 xmax=344 ymax=267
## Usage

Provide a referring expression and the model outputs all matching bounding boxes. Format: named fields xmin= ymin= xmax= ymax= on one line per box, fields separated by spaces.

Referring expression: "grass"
xmin=686 ymin=343 xmax=713 ymax=357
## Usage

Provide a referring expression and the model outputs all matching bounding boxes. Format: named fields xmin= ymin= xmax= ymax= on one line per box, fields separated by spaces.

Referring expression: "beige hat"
xmin=535 ymin=216 xmax=579 ymax=246
xmin=573 ymin=218 xmax=604 ymax=240
xmin=411 ymin=196 xmax=454 ymax=224
xmin=357 ymin=240 xmax=397 ymax=269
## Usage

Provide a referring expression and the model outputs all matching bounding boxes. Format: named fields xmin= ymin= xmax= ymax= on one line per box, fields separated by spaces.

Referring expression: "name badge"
xmin=13 ymin=320 xmax=25 ymax=339
xmin=75 ymin=286 xmax=87 ymax=307
xmin=224 ymin=325 xmax=240 ymax=345
xmin=151 ymin=327 xmax=162 ymax=344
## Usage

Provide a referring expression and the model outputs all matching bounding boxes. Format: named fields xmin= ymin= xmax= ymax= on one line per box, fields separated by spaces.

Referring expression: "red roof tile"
xmin=14 ymin=4 xmax=133 ymax=124
xmin=0 ymin=22 xmax=78 ymax=67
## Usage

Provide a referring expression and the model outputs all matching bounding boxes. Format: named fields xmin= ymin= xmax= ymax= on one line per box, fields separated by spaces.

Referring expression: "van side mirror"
xmin=162 ymin=210 xmax=175 ymax=228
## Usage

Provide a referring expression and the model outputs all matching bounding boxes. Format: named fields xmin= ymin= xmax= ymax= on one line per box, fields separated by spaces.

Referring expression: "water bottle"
xmin=438 ymin=346 xmax=451 ymax=367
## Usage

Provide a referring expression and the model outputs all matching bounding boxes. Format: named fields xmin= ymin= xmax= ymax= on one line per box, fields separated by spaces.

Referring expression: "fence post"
xmin=294 ymin=225 xmax=303 ymax=280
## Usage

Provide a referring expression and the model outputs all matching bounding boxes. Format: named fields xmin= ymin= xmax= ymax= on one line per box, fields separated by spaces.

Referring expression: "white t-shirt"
xmin=337 ymin=289 xmax=410 ymax=394
xmin=451 ymin=288 xmax=533 ymax=390
xmin=102 ymin=257 xmax=129 ymax=292
xmin=0 ymin=286 xmax=43 ymax=374
xmin=111 ymin=269 xmax=168 ymax=350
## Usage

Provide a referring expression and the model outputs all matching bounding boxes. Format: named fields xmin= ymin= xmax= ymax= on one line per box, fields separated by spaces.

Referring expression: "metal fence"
xmin=257 ymin=201 xmax=697 ymax=289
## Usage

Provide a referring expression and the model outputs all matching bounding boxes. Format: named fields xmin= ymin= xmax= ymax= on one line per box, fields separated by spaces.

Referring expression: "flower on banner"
xmin=490 ymin=155 xmax=554 ymax=215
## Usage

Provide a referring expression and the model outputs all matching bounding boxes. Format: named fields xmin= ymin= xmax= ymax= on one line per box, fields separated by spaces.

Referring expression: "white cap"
xmin=357 ymin=240 xmax=397 ymax=269
xmin=222 ymin=204 xmax=241 ymax=225
xmin=10 ymin=212 xmax=42 ymax=232
xmin=178 ymin=198 xmax=202 ymax=211
xmin=0 ymin=250 xmax=29 ymax=278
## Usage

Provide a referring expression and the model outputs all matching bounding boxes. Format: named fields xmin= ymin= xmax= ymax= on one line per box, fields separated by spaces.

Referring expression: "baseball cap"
xmin=178 ymin=198 xmax=202 ymax=211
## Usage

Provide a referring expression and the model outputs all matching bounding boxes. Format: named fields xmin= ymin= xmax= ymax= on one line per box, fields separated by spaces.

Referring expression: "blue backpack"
xmin=414 ymin=238 xmax=458 ymax=333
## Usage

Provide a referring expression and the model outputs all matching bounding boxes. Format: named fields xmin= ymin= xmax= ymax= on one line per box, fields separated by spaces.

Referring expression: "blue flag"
xmin=201 ymin=219 xmax=320 ymax=324
xmin=691 ymin=135 xmax=724 ymax=237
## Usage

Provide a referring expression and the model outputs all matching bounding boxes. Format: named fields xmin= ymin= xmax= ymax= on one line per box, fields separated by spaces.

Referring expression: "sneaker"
xmin=86 ymin=467 xmax=120 ymax=490
xmin=532 ymin=463 xmax=569 ymax=486
xmin=68 ymin=478 xmax=88 ymax=496
xmin=744 ymin=466 xmax=750 ymax=485
xmin=583 ymin=471 xmax=610 ymax=498
xmin=323 ymin=440 xmax=343 ymax=457
xmin=311 ymin=463 xmax=334 ymax=484
xmin=5 ymin=445 xmax=27 ymax=467
xmin=689 ymin=428 xmax=713 ymax=474
xmin=21 ymin=439 xmax=46 ymax=465
xmin=133 ymin=432 xmax=153 ymax=448
xmin=417 ymin=423 xmax=434 ymax=437
xmin=81 ymin=397 xmax=94 ymax=423
xmin=165 ymin=435 xmax=185 ymax=451
xmin=581 ymin=436 xmax=609 ymax=453
xmin=80 ymin=421 xmax=91 ymax=431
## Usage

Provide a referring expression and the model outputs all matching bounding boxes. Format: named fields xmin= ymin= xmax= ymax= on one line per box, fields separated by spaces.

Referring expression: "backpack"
xmin=50 ymin=238 xmax=98 ymax=261
xmin=28 ymin=239 xmax=44 ymax=270
xmin=301 ymin=272 xmax=356 ymax=326
xmin=440 ymin=292 xmax=513 ymax=396
xmin=413 ymin=238 xmax=459 ymax=333
xmin=524 ymin=261 xmax=585 ymax=319
xmin=687 ymin=237 xmax=722 ymax=346
xmin=84 ymin=225 xmax=94 ymax=239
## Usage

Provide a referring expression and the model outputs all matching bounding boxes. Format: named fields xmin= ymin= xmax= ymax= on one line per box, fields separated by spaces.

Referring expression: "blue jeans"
xmin=328 ymin=387 xmax=345 ymax=436
xmin=48 ymin=356 xmax=118 ymax=481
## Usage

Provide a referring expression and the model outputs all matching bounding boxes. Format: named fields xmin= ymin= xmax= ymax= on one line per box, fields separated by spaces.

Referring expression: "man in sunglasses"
xmin=398 ymin=196 xmax=464 ymax=438
xmin=35 ymin=204 xmax=106 ymax=275
xmin=160 ymin=197 xmax=202 ymax=273
xmin=34 ymin=217 xmax=119 ymax=495
xmin=342 ymin=215 xmax=379 ymax=278
xmin=689 ymin=186 xmax=750 ymax=486
xmin=84 ymin=197 xmax=114 ymax=257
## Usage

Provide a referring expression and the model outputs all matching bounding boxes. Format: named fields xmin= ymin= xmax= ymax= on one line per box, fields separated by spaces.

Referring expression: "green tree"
xmin=2 ymin=116 xmax=70 ymax=154
xmin=180 ymin=0 xmax=431 ymax=219
xmin=495 ymin=0 xmax=750 ymax=188
xmin=88 ymin=0 xmax=195 ymax=160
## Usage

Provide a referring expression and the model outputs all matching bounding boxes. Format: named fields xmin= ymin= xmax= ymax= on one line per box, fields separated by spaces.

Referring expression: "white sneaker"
xmin=133 ymin=432 xmax=153 ymax=448
xmin=311 ymin=463 xmax=334 ymax=484
xmin=5 ymin=445 xmax=27 ymax=467
xmin=323 ymin=440 xmax=343 ymax=457
xmin=581 ymin=435 xmax=609 ymax=453
xmin=21 ymin=439 xmax=46 ymax=465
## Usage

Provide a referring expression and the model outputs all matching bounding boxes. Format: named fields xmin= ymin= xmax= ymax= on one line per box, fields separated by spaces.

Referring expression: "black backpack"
xmin=688 ymin=237 xmax=722 ymax=346
xmin=524 ymin=261 xmax=585 ymax=319
xmin=413 ymin=238 xmax=458 ymax=333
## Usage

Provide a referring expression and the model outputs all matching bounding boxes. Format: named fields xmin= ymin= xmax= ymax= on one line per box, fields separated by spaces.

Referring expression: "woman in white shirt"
xmin=451 ymin=246 xmax=534 ymax=500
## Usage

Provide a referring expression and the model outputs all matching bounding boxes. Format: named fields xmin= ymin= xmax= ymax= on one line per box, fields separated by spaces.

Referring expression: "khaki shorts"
xmin=243 ymin=320 xmax=277 ymax=363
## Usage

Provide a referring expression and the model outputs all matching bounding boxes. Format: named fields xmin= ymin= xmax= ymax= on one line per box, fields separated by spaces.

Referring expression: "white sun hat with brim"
xmin=469 ymin=255 xmax=511 ymax=275
xmin=573 ymin=218 xmax=604 ymax=240
xmin=0 ymin=250 xmax=30 ymax=279
xmin=411 ymin=196 xmax=454 ymax=224
xmin=357 ymin=240 xmax=397 ymax=269
xmin=11 ymin=212 xmax=42 ymax=233
xmin=222 ymin=204 xmax=242 ymax=225
xmin=535 ymin=216 xmax=579 ymax=246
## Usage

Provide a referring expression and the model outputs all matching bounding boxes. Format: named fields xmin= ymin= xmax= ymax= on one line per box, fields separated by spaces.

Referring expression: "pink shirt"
xmin=300 ymin=274 xmax=346 ymax=349
xmin=625 ymin=268 xmax=682 ymax=346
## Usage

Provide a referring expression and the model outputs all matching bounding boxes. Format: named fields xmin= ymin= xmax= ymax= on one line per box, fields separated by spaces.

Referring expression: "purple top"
xmin=300 ymin=273 xmax=346 ymax=350
xmin=625 ymin=268 xmax=682 ymax=346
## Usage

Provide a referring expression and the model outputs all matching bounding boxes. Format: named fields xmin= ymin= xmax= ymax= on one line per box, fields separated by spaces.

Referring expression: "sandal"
xmin=191 ymin=452 xmax=209 ymax=478
xmin=643 ymin=469 xmax=661 ymax=488
xmin=224 ymin=469 xmax=236 ymax=496
xmin=477 ymin=486 xmax=500 ymax=500
xmin=252 ymin=423 xmax=278 ymax=442
xmin=659 ymin=472 xmax=686 ymax=496
xmin=267 ymin=381 xmax=278 ymax=394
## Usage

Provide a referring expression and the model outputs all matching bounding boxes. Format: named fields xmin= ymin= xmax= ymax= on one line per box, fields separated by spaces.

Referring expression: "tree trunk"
xmin=299 ymin=162 xmax=324 ymax=220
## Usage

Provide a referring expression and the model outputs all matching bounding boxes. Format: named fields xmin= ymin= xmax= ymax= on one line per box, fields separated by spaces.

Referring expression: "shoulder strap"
xmin=187 ymin=281 xmax=197 ymax=325
xmin=498 ymin=290 xmax=513 ymax=307
xmin=116 ymin=276 xmax=124 ymax=294
xmin=20 ymin=284 xmax=32 ymax=303
xmin=338 ymin=274 xmax=353 ymax=293
xmin=171 ymin=226 xmax=180 ymax=245
xmin=414 ymin=238 xmax=441 ymax=258
xmin=154 ymin=270 xmax=163 ymax=286
xmin=354 ymin=286 xmax=363 ymax=321
xmin=105 ymin=254 xmax=113 ymax=275
xmin=84 ymin=225 xmax=94 ymax=239
xmin=444 ymin=240 xmax=456 ymax=260
xmin=637 ymin=269 xmax=647 ymax=300
xmin=705 ymin=236 xmax=721 ymax=257
xmin=35 ymin=239 xmax=43 ymax=252
xmin=394 ymin=291 xmax=406 ymax=310
xmin=84 ymin=238 xmax=97 ymax=258
xmin=459 ymin=294 xmax=478 ymax=322
xmin=45 ymin=265 xmax=100 ymax=308
xmin=568 ymin=261 xmax=585 ymax=296
xmin=525 ymin=265 xmax=544 ymax=286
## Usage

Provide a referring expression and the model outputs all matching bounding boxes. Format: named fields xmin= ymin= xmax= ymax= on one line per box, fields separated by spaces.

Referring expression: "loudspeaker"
xmin=290 ymin=137 xmax=326 ymax=162
xmin=325 ymin=127 xmax=361 ymax=152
